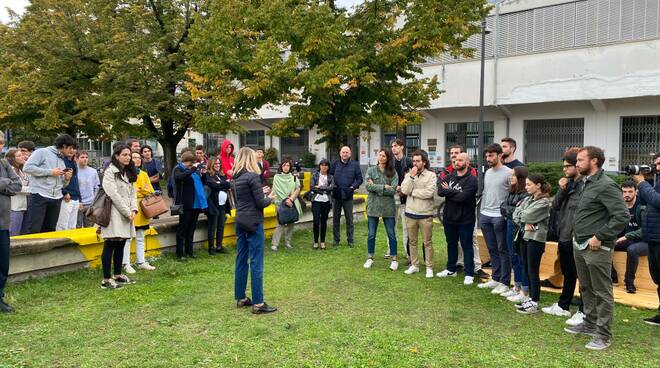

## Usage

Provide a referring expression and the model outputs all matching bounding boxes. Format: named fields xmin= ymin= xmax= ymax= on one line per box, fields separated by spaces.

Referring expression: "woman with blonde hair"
xmin=232 ymin=147 xmax=277 ymax=314
xmin=122 ymin=151 xmax=156 ymax=273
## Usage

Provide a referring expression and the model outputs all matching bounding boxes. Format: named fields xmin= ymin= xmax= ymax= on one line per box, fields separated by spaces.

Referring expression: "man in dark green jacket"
xmin=565 ymin=147 xmax=628 ymax=351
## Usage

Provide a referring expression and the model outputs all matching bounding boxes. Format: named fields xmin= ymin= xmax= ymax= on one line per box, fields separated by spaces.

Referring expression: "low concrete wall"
xmin=8 ymin=196 xmax=366 ymax=282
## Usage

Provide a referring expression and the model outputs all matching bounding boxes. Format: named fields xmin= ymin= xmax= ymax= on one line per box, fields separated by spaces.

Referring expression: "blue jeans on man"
xmin=444 ymin=222 xmax=475 ymax=277
xmin=234 ymin=223 xmax=265 ymax=304
xmin=367 ymin=217 xmax=397 ymax=257
xmin=480 ymin=214 xmax=511 ymax=285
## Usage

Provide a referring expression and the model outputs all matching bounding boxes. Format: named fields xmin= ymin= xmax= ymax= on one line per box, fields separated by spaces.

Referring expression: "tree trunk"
xmin=159 ymin=137 xmax=179 ymax=181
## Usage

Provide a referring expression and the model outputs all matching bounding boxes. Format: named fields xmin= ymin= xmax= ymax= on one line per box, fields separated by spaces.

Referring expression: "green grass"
xmin=1 ymin=222 xmax=659 ymax=367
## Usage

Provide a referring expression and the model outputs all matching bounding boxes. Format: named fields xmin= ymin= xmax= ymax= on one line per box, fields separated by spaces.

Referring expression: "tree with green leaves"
xmin=0 ymin=0 xmax=242 ymax=174
xmin=186 ymin=0 xmax=490 ymax=153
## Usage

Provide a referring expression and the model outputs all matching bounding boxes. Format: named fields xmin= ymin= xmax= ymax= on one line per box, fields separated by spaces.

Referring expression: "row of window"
xmin=428 ymin=0 xmax=660 ymax=65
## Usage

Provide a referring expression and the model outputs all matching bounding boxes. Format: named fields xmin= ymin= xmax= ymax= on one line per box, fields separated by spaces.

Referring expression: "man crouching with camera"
xmin=631 ymin=153 xmax=660 ymax=327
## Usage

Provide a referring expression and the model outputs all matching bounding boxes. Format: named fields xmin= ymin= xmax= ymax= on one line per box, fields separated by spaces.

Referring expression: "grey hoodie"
xmin=23 ymin=146 xmax=66 ymax=199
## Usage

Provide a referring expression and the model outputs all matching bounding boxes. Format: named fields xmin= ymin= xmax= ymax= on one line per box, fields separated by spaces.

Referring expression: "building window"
xmin=281 ymin=129 xmax=309 ymax=161
xmin=382 ymin=124 xmax=422 ymax=156
xmin=203 ymin=133 xmax=224 ymax=156
xmin=445 ymin=122 xmax=494 ymax=165
xmin=240 ymin=130 xmax=266 ymax=150
xmin=524 ymin=118 xmax=584 ymax=163
xmin=621 ymin=115 xmax=660 ymax=168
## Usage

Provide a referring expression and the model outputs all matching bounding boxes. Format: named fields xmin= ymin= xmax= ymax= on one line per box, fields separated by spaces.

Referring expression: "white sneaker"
xmin=477 ymin=280 xmax=499 ymax=289
xmin=389 ymin=261 xmax=399 ymax=271
xmin=363 ymin=258 xmax=374 ymax=269
xmin=507 ymin=292 xmax=528 ymax=303
xmin=404 ymin=266 xmax=419 ymax=275
xmin=384 ymin=253 xmax=391 ymax=259
xmin=436 ymin=269 xmax=457 ymax=278
xmin=137 ymin=262 xmax=156 ymax=271
xmin=271 ymin=245 xmax=278 ymax=251
xmin=464 ymin=276 xmax=474 ymax=285
xmin=500 ymin=289 xmax=519 ymax=298
xmin=565 ymin=311 xmax=586 ymax=326
xmin=425 ymin=268 xmax=434 ymax=278
xmin=124 ymin=264 xmax=136 ymax=274
xmin=542 ymin=303 xmax=571 ymax=317
xmin=491 ymin=284 xmax=510 ymax=295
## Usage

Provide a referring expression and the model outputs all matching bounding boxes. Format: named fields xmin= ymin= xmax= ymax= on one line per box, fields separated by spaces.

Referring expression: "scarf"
xmin=178 ymin=163 xmax=208 ymax=209
xmin=273 ymin=173 xmax=302 ymax=215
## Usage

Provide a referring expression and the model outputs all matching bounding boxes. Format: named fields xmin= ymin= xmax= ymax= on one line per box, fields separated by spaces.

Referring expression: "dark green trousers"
xmin=574 ymin=245 xmax=614 ymax=340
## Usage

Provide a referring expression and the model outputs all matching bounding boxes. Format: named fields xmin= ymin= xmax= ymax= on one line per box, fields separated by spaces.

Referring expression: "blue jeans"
xmin=234 ymin=223 xmax=265 ymax=304
xmin=367 ymin=216 xmax=397 ymax=257
xmin=444 ymin=223 xmax=475 ymax=276
xmin=507 ymin=219 xmax=528 ymax=291
xmin=480 ymin=214 xmax=510 ymax=285
xmin=0 ymin=230 xmax=9 ymax=299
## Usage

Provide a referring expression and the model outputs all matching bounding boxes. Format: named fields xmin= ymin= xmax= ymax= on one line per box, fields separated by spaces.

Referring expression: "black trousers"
xmin=176 ymin=209 xmax=200 ymax=257
xmin=522 ymin=240 xmax=546 ymax=302
xmin=649 ymin=242 xmax=660 ymax=312
xmin=207 ymin=206 xmax=227 ymax=250
xmin=0 ymin=230 xmax=9 ymax=299
xmin=558 ymin=241 xmax=579 ymax=310
xmin=25 ymin=194 xmax=62 ymax=234
xmin=102 ymin=239 xmax=125 ymax=279
xmin=333 ymin=198 xmax=354 ymax=245
xmin=312 ymin=201 xmax=332 ymax=243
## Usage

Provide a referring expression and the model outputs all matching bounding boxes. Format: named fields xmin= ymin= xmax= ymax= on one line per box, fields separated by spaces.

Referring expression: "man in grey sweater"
xmin=477 ymin=143 xmax=513 ymax=295
xmin=23 ymin=134 xmax=76 ymax=234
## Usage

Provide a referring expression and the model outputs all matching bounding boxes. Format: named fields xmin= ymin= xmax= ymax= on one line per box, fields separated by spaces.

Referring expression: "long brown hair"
xmin=207 ymin=156 xmax=224 ymax=176
xmin=510 ymin=166 xmax=528 ymax=193
xmin=5 ymin=148 xmax=23 ymax=170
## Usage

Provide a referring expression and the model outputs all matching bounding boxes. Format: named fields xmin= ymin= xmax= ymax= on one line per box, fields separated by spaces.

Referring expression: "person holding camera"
xmin=172 ymin=152 xmax=208 ymax=261
xmin=632 ymin=152 xmax=660 ymax=326
xmin=23 ymin=134 xmax=76 ymax=234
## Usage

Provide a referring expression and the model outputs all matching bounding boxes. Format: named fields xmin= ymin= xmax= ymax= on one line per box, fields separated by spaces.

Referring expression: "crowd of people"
xmin=0 ymin=131 xmax=659 ymax=350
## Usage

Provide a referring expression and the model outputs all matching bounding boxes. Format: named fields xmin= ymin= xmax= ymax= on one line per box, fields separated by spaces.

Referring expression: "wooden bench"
xmin=475 ymin=233 xmax=658 ymax=310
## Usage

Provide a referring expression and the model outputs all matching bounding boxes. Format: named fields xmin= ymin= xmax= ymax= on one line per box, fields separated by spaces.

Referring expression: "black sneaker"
xmin=216 ymin=246 xmax=226 ymax=254
xmin=644 ymin=314 xmax=660 ymax=326
xmin=476 ymin=269 xmax=490 ymax=279
xmin=348 ymin=243 xmax=354 ymax=248
xmin=0 ymin=299 xmax=15 ymax=313
xmin=252 ymin=303 xmax=278 ymax=314
xmin=540 ymin=279 xmax=561 ymax=289
xmin=101 ymin=280 xmax=123 ymax=290
xmin=236 ymin=297 xmax=254 ymax=308
xmin=625 ymin=284 xmax=636 ymax=294
xmin=114 ymin=275 xmax=135 ymax=285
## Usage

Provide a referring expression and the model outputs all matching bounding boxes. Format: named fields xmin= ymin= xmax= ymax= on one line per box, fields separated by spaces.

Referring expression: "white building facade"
xmin=171 ymin=0 xmax=660 ymax=170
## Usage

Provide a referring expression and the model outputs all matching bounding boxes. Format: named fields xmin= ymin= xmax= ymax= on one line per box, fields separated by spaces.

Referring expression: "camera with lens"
xmin=293 ymin=161 xmax=302 ymax=173
xmin=623 ymin=164 xmax=652 ymax=176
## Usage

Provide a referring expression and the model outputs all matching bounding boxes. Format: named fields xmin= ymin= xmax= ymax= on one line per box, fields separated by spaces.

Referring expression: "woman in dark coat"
xmin=205 ymin=157 xmax=231 ymax=255
xmin=172 ymin=151 xmax=207 ymax=261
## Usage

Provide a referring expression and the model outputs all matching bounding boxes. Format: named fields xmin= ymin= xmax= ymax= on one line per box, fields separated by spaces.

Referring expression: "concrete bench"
xmin=476 ymin=233 xmax=658 ymax=310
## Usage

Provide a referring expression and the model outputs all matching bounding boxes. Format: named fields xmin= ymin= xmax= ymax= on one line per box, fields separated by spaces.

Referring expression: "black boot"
xmin=209 ymin=246 xmax=217 ymax=255
xmin=0 ymin=299 xmax=15 ymax=313
xmin=216 ymin=245 xmax=226 ymax=254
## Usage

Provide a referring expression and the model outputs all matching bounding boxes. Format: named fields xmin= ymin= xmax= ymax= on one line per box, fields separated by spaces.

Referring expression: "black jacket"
xmin=638 ymin=180 xmax=660 ymax=243
xmin=204 ymin=173 xmax=232 ymax=216
xmin=232 ymin=170 xmax=272 ymax=232
xmin=500 ymin=191 xmax=529 ymax=220
xmin=439 ymin=170 xmax=478 ymax=225
xmin=172 ymin=165 xmax=205 ymax=209
xmin=394 ymin=156 xmax=413 ymax=204
xmin=329 ymin=159 xmax=363 ymax=200
xmin=552 ymin=178 xmax=584 ymax=242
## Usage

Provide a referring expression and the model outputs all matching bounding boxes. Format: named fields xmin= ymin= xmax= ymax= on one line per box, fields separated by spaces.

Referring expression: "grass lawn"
xmin=1 ymin=221 xmax=659 ymax=367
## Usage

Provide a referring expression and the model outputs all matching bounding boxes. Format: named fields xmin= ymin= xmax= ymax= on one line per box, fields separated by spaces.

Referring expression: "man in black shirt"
xmin=386 ymin=139 xmax=413 ymax=259
xmin=613 ymin=181 xmax=648 ymax=293
xmin=501 ymin=137 xmax=524 ymax=169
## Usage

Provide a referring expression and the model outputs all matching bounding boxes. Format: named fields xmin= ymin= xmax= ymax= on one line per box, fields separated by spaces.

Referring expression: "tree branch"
xmin=148 ymin=0 xmax=166 ymax=33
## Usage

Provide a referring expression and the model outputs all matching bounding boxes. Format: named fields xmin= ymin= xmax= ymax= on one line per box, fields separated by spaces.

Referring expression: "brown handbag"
xmin=85 ymin=188 xmax=113 ymax=227
xmin=140 ymin=192 xmax=169 ymax=219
